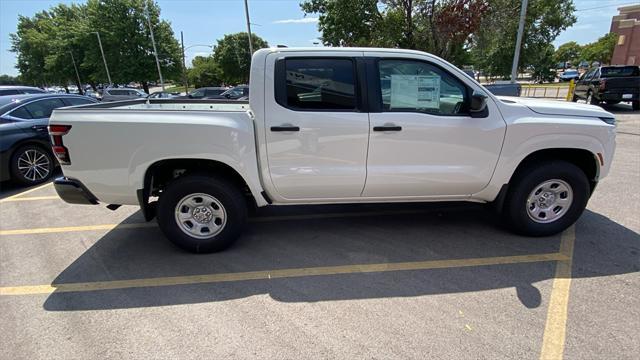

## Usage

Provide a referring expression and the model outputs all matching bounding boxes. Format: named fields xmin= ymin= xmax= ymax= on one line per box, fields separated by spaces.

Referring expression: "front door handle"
xmin=270 ymin=124 xmax=300 ymax=132
xmin=373 ymin=124 xmax=402 ymax=132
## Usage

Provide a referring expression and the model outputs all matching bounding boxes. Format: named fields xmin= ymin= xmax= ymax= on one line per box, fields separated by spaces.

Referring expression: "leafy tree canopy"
xmin=10 ymin=0 xmax=183 ymax=92
xmin=301 ymin=0 xmax=489 ymax=66
xmin=553 ymin=41 xmax=581 ymax=66
xmin=213 ymin=32 xmax=268 ymax=84
xmin=580 ymin=33 xmax=617 ymax=65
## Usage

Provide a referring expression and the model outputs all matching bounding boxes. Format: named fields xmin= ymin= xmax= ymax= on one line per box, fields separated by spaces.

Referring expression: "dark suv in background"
xmin=0 ymin=94 xmax=97 ymax=185
xmin=572 ymin=65 xmax=640 ymax=110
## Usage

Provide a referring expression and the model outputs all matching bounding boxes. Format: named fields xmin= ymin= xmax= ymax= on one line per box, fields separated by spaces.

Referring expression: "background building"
xmin=610 ymin=4 xmax=640 ymax=65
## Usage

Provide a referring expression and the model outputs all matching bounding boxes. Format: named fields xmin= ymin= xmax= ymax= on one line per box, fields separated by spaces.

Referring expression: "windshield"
xmin=601 ymin=66 xmax=639 ymax=77
xmin=564 ymin=70 xmax=578 ymax=75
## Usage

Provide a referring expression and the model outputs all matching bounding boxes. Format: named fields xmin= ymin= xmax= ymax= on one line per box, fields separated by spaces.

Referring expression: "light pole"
xmin=92 ymin=31 xmax=112 ymax=86
xmin=511 ymin=0 xmax=528 ymax=83
xmin=243 ymin=0 xmax=254 ymax=57
xmin=181 ymin=31 xmax=188 ymax=93
xmin=182 ymin=44 xmax=214 ymax=90
xmin=69 ymin=51 xmax=83 ymax=95
xmin=145 ymin=0 xmax=164 ymax=90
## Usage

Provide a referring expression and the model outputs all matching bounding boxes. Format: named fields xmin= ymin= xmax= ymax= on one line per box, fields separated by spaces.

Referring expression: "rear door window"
xmin=63 ymin=97 xmax=95 ymax=106
xmin=8 ymin=106 xmax=33 ymax=119
xmin=22 ymin=98 xmax=65 ymax=118
xmin=277 ymin=58 xmax=356 ymax=110
xmin=0 ymin=89 xmax=21 ymax=96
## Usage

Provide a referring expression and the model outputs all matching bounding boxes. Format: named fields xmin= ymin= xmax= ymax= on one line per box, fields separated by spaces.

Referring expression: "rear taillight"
xmin=48 ymin=125 xmax=72 ymax=165
xmin=599 ymin=79 xmax=606 ymax=91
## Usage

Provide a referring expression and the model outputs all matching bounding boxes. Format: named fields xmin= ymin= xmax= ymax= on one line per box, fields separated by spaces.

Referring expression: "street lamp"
xmin=181 ymin=42 xmax=214 ymax=93
xmin=92 ymin=31 xmax=112 ymax=86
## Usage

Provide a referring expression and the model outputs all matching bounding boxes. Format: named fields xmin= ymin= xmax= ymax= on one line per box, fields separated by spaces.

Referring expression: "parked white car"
xmin=49 ymin=47 xmax=616 ymax=253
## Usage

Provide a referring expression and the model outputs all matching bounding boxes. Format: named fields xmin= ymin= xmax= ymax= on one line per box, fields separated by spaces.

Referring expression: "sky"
xmin=0 ymin=0 xmax=636 ymax=76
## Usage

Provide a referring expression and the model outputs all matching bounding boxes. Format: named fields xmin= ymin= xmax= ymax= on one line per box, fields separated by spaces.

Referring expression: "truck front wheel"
xmin=503 ymin=161 xmax=590 ymax=237
xmin=157 ymin=175 xmax=247 ymax=253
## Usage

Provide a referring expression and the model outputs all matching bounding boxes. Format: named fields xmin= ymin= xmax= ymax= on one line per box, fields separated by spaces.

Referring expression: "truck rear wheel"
xmin=503 ymin=161 xmax=590 ymax=237
xmin=633 ymin=100 xmax=639 ymax=111
xmin=157 ymin=175 xmax=247 ymax=253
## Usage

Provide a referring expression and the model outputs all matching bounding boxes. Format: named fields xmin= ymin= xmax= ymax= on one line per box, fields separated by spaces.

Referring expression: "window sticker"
xmin=390 ymin=75 xmax=440 ymax=109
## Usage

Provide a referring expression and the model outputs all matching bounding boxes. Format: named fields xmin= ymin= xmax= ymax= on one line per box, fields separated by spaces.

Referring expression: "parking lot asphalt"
xmin=0 ymin=108 xmax=638 ymax=359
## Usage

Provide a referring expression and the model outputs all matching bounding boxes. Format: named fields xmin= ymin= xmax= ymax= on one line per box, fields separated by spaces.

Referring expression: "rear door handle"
xmin=373 ymin=124 xmax=402 ymax=132
xmin=270 ymin=124 xmax=300 ymax=132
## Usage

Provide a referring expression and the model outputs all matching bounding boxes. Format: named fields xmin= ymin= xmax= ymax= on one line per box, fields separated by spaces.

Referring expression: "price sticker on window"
xmin=390 ymin=75 xmax=440 ymax=109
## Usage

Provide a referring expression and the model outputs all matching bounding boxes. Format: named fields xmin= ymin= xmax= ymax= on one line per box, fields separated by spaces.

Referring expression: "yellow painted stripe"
xmin=0 ymin=222 xmax=156 ymax=236
xmin=0 ymin=209 xmax=431 ymax=236
xmin=540 ymin=226 xmax=575 ymax=360
xmin=0 ymin=182 xmax=53 ymax=203
xmin=0 ymin=252 xmax=568 ymax=296
xmin=0 ymin=195 xmax=60 ymax=203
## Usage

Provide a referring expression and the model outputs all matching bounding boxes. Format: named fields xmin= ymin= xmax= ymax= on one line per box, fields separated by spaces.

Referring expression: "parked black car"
xmin=0 ymin=94 xmax=97 ymax=185
xmin=0 ymin=86 xmax=46 ymax=96
xmin=176 ymin=87 xmax=228 ymax=99
xmin=572 ymin=65 xmax=640 ymax=110
xmin=206 ymin=85 xmax=249 ymax=100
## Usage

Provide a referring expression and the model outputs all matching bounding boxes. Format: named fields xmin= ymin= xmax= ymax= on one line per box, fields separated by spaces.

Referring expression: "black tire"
xmin=586 ymin=91 xmax=599 ymax=105
xmin=605 ymin=100 xmax=620 ymax=105
xmin=10 ymin=144 xmax=54 ymax=185
xmin=571 ymin=93 xmax=578 ymax=102
xmin=633 ymin=100 xmax=639 ymax=111
xmin=503 ymin=161 xmax=590 ymax=237
xmin=157 ymin=175 xmax=248 ymax=253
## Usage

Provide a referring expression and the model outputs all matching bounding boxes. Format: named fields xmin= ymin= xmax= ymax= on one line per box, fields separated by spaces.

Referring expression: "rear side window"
xmin=9 ymin=106 xmax=32 ymax=119
xmin=0 ymin=89 xmax=21 ymax=95
xmin=63 ymin=97 xmax=94 ymax=106
xmin=601 ymin=66 xmax=639 ymax=77
xmin=22 ymin=98 xmax=65 ymax=118
xmin=277 ymin=58 xmax=356 ymax=110
xmin=22 ymin=88 xmax=45 ymax=94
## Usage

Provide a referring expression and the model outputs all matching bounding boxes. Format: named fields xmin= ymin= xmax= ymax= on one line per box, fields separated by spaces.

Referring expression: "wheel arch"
xmin=138 ymin=158 xmax=266 ymax=221
xmin=491 ymin=147 xmax=600 ymax=213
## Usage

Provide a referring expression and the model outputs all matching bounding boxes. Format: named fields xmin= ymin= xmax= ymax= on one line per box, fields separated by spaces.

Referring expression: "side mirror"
xmin=224 ymin=93 xmax=231 ymax=99
xmin=470 ymin=91 xmax=488 ymax=114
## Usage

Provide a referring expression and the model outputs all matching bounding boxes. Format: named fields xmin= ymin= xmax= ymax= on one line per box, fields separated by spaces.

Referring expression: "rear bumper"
xmin=53 ymin=177 xmax=99 ymax=205
xmin=600 ymin=92 xmax=639 ymax=102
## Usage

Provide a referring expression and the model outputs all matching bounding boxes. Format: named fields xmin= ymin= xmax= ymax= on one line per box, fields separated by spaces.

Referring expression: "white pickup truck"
xmin=49 ymin=47 xmax=616 ymax=253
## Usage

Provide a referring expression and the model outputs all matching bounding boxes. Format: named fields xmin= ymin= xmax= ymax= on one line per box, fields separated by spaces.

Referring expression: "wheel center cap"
xmin=192 ymin=206 xmax=213 ymax=223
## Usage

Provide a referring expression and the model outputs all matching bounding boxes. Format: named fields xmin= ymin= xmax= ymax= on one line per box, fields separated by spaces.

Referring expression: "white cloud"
xmin=273 ymin=17 xmax=319 ymax=24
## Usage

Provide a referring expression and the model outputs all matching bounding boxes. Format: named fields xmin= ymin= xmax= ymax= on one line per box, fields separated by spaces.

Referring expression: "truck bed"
xmin=49 ymin=98 xmax=263 ymax=206
xmin=73 ymin=98 xmax=250 ymax=112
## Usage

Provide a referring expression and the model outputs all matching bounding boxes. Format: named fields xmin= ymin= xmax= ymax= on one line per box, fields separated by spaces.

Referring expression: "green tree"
xmin=0 ymin=74 xmax=22 ymax=85
xmin=470 ymin=0 xmax=577 ymax=79
xmin=301 ymin=0 xmax=488 ymax=65
xmin=553 ymin=41 xmax=581 ymax=67
xmin=188 ymin=56 xmax=222 ymax=88
xmin=10 ymin=0 xmax=183 ymax=92
xmin=83 ymin=0 xmax=183 ymax=92
xmin=580 ymin=33 xmax=617 ymax=65
xmin=213 ymin=32 xmax=268 ymax=84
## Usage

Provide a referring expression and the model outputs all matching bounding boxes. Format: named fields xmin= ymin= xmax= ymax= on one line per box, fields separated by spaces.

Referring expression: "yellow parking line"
xmin=0 ymin=209 xmax=431 ymax=236
xmin=0 ymin=182 xmax=53 ymax=203
xmin=0 ymin=222 xmax=156 ymax=236
xmin=0 ymin=252 xmax=568 ymax=296
xmin=0 ymin=195 xmax=60 ymax=203
xmin=540 ymin=226 xmax=575 ymax=360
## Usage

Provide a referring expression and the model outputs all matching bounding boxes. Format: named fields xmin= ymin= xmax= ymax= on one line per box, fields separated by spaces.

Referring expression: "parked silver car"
xmin=101 ymin=88 xmax=148 ymax=102
xmin=0 ymin=86 xmax=46 ymax=96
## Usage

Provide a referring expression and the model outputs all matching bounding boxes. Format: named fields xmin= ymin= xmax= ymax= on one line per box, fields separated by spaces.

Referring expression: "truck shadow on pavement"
xmin=43 ymin=204 xmax=639 ymax=311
